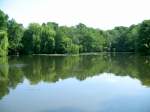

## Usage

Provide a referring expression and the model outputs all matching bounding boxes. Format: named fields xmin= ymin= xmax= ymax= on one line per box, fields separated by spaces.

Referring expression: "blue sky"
xmin=1 ymin=0 xmax=150 ymax=29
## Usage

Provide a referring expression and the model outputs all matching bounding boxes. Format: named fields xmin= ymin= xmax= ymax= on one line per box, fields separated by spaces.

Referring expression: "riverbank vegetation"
xmin=0 ymin=9 xmax=150 ymax=56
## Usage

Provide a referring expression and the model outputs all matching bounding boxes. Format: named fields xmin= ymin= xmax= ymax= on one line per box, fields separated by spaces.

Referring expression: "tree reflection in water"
xmin=0 ymin=53 xmax=150 ymax=99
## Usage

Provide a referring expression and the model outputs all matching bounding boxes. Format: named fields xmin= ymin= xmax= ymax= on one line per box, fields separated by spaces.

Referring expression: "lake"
xmin=0 ymin=53 xmax=150 ymax=112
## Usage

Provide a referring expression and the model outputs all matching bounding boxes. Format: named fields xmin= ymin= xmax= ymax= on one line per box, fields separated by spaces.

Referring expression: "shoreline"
xmin=21 ymin=52 xmax=135 ymax=56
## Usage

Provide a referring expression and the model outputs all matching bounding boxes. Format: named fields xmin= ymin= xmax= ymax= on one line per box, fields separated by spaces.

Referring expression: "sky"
xmin=0 ymin=0 xmax=150 ymax=29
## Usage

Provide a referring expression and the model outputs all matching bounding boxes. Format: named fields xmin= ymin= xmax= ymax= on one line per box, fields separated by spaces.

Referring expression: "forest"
xmin=0 ymin=9 xmax=150 ymax=56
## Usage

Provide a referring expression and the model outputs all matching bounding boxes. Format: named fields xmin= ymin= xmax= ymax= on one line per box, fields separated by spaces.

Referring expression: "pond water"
xmin=0 ymin=53 xmax=150 ymax=112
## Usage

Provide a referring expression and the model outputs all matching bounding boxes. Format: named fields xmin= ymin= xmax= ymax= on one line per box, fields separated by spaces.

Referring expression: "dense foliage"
xmin=0 ymin=10 xmax=8 ymax=56
xmin=0 ymin=9 xmax=150 ymax=56
xmin=0 ymin=31 xmax=8 ymax=56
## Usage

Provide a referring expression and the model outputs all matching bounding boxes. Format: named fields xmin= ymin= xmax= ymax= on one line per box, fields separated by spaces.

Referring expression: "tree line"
xmin=0 ymin=9 xmax=150 ymax=56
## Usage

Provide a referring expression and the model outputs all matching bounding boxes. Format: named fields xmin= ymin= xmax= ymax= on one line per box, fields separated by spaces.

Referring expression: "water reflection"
xmin=0 ymin=53 xmax=150 ymax=99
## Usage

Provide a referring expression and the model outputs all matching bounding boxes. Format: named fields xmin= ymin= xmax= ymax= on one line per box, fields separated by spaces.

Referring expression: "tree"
xmin=1 ymin=9 xmax=150 ymax=55
xmin=125 ymin=25 xmax=139 ymax=52
xmin=7 ymin=19 xmax=24 ymax=55
xmin=55 ymin=26 xmax=80 ymax=54
xmin=75 ymin=24 xmax=107 ymax=52
xmin=22 ymin=23 xmax=41 ymax=54
xmin=138 ymin=20 xmax=150 ymax=54
xmin=40 ymin=23 xmax=56 ymax=54
xmin=107 ymin=26 xmax=129 ymax=52
xmin=0 ymin=31 xmax=9 ymax=56
xmin=0 ymin=10 xmax=8 ymax=56
xmin=0 ymin=10 xmax=8 ymax=31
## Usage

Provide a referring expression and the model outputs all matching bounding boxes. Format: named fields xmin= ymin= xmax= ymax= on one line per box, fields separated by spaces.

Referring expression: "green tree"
xmin=7 ymin=19 xmax=24 ymax=55
xmin=0 ymin=10 xmax=8 ymax=56
xmin=75 ymin=23 xmax=107 ymax=52
xmin=55 ymin=26 xmax=80 ymax=53
xmin=0 ymin=31 xmax=9 ymax=56
xmin=40 ymin=23 xmax=56 ymax=54
xmin=22 ymin=23 xmax=41 ymax=54
xmin=125 ymin=25 xmax=139 ymax=52
xmin=0 ymin=10 xmax=8 ymax=31
xmin=107 ymin=26 xmax=129 ymax=52
xmin=138 ymin=20 xmax=150 ymax=54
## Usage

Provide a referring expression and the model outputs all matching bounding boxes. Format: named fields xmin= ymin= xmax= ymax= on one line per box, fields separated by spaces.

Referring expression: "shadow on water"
xmin=0 ymin=53 xmax=150 ymax=99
